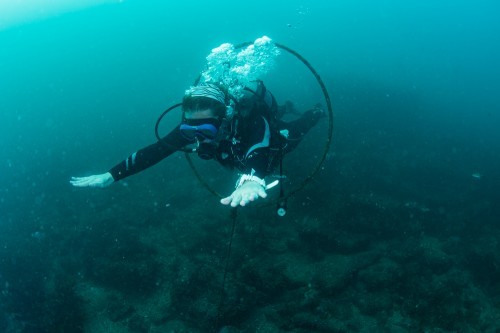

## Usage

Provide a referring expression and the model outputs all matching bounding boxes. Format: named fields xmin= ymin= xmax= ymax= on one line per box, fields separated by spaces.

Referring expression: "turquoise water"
xmin=1 ymin=1 xmax=499 ymax=332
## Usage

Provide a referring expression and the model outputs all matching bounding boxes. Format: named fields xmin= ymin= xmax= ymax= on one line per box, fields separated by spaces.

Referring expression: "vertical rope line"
xmin=214 ymin=207 xmax=238 ymax=331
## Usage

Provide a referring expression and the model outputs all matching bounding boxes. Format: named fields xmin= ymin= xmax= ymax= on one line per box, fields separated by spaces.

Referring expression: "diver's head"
xmin=182 ymin=83 xmax=228 ymax=119
xmin=180 ymin=83 xmax=229 ymax=160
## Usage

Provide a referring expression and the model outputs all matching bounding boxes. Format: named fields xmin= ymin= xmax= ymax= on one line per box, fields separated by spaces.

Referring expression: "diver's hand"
xmin=221 ymin=181 xmax=267 ymax=207
xmin=70 ymin=172 xmax=114 ymax=188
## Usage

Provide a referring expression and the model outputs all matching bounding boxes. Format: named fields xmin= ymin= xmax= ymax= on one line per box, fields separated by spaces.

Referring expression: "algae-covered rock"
xmin=283 ymin=252 xmax=376 ymax=295
xmin=357 ymin=257 xmax=401 ymax=291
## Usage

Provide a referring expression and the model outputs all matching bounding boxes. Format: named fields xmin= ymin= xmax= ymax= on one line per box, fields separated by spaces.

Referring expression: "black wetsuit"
xmin=109 ymin=83 xmax=320 ymax=182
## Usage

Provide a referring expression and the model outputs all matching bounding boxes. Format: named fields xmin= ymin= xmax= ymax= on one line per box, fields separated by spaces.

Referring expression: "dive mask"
xmin=180 ymin=118 xmax=220 ymax=160
xmin=179 ymin=118 xmax=219 ymax=142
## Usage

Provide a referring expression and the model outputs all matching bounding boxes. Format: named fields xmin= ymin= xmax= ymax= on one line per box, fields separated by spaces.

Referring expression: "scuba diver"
xmin=70 ymin=81 xmax=323 ymax=207
xmin=70 ymin=37 xmax=325 ymax=207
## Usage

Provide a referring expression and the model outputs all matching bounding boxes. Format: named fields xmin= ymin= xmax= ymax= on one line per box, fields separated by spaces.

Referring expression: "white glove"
xmin=70 ymin=172 xmax=114 ymax=188
xmin=221 ymin=181 xmax=267 ymax=207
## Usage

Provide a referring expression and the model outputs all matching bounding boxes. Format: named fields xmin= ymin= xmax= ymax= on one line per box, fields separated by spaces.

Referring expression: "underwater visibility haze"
xmin=1 ymin=1 xmax=500 ymax=332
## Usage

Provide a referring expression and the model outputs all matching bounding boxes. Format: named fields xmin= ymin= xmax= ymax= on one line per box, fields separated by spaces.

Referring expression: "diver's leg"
xmin=277 ymin=100 xmax=300 ymax=119
xmin=278 ymin=104 xmax=324 ymax=152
